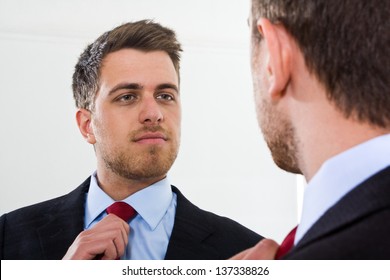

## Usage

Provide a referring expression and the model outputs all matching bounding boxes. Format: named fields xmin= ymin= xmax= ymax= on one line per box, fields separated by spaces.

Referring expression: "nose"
xmin=139 ymin=97 xmax=164 ymax=125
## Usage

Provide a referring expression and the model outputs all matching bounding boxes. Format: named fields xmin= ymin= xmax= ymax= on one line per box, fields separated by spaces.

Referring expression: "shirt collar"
xmin=85 ymin=172 xmax=173 ymax=231
xmin=295 ymin=133 xmax=390 ymax=244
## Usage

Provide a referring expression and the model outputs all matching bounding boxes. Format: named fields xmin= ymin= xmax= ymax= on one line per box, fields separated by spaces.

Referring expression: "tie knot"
xmin=106 ymin=201 xmax=136 ymax=222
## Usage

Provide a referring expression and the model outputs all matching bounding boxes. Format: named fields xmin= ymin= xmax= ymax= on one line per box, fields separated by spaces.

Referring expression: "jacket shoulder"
xmin=168 ymin=186 xmax=263 ymax=259
xmin=287 ymin=167 xmax=390 ymax=260
xmin=1 ymin=178 xmax=89 ymax=224
xmin=0 ymin=178 xmax=90 ymax=260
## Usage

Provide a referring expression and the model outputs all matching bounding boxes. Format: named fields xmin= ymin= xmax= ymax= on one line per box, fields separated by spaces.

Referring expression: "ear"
xmin=76 ymin=109 xmax=96 ymax=144
xmin=257 ymin=18 xmax=292 ymax=101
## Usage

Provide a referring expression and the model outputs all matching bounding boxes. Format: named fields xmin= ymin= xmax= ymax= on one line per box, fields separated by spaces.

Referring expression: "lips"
xmin=133 ymin=132 xmax=168 ymax=144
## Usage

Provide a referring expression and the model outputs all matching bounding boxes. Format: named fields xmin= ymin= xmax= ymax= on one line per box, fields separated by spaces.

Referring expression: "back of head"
xmin=252 ymin=0 xmax=390 ymax=128
xmin=72 ymin=20 xmax=182 ymax=111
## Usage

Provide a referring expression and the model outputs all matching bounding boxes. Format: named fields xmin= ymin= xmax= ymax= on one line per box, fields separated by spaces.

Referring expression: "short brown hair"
xmin=72 ymin=20 xmax=182 ymax=110
xmin=252 ymin=0 xmax=390 ymax=127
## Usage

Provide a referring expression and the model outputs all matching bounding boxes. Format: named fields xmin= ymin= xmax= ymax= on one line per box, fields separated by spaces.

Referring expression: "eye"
xmin=156 ymin=93 xmax=175 ymax=101
xmin=117 ymin=94 xmax=136 ymax=102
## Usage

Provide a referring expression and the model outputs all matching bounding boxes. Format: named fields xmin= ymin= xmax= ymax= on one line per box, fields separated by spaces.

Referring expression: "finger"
xmin=100 ymin=239 xmax=121 ymax=260
xmin=63 ymin=235 xmax=109 ymax=260
xmin=106 ymin=215 xmax=130 ymax=258
xmin=229 ymin=248 xmax=252 ymax=260
xmin=92 ymin=216 xmax=130 ymax=259
xmin=229 ymin=239 xmax=280 ymax=260
xmin=244 ymin=239 xmax=279 ymax=260
xmin=104 ymin=214 xmax=130 ymax=244
xmin=63 ymin=216 xmax=130 ymax=260
xmin=112 ymin=228 xmax=129 ymax=258
xmin=87 ymin=226 xmax=129 ymax=259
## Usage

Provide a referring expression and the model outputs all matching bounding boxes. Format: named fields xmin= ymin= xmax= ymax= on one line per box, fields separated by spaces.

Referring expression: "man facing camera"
xmin=0 ymin=20 xmax=262 ymax=260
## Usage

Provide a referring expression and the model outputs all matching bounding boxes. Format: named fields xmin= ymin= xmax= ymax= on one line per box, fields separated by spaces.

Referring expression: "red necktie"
xmin=105 ymin=202 xmax=136 ymax=260
xmin=275 ymin=226 xmax=298 ymax=259
xmin=106 ymin=201 xmax=136 ymax=222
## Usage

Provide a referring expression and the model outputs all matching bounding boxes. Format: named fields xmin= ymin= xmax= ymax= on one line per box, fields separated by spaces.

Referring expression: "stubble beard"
xmin=97 ymin=127 xmax=180 ymax=182
xmin=251 ymin=38 xmax=302 ymax=174
xmin=103 ymin=143 xmax=179 ymax=181
xmin=258 ymin=97 xmax=302 ymax=174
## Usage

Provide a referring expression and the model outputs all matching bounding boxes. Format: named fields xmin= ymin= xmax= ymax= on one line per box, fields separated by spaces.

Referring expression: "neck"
xmin=286 ymin=53 xmax=390 ymax=181
xmin=283 ymin=48 xmax=390 ymax=182
xmin=294 ymin=100 xmax=389 ymax=181
xmin=95 ymin=164 xmax=166 ymax=200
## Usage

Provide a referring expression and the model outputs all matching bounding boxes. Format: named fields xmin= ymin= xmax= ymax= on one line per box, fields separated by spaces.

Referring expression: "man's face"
xmin=91 ymin=49 xmax=181 ymax=181
xmin=250 ymin=13 xmax=301 ymax=174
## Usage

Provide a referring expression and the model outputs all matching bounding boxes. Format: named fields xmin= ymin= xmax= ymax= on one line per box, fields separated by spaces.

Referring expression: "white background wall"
xmin=0 ymin=0 xmax=299 ymax=242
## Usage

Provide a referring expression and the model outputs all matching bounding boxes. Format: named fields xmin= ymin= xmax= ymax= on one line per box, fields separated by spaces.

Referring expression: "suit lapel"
xmin=37 ymin=178 xmax=90 ymax=259
xmin=165 ymin=186 xmax=220 ymax=260
xmin=293 ymin=166 xmax=390 ymax=254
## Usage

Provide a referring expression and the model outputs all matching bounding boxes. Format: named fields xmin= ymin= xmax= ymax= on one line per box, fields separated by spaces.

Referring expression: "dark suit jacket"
xmin=285 ymin=166 xmax=390 ymax=259
xmin=0 ymin=178 xmax=262 ymax=260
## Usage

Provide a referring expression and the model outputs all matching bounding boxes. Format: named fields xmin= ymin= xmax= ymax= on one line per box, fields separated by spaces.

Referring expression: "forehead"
xmin=100 ymin=48 xmax=178 ymax=86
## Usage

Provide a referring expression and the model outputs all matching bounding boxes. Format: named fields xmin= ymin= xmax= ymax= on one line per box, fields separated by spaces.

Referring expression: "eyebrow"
xmin=108 ymin=82 xmax=179 ymax=95
xmin=156 ymin=83 xmax=179 ymax=93
xmin=108 ymin=83 xmax=143 ymax=95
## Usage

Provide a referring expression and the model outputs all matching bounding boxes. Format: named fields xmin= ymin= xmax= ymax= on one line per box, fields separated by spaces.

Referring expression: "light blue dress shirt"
xmin=295 ymin=133 xmax=390 ymax=245
xmin=84 ymin=173 xmax=177 ymax=259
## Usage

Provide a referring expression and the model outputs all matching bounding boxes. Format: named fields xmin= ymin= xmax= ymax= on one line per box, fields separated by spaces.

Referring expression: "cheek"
xmin=166 ymin=105 xmax=181 ymax=125
xmin=92 ymin=112 xmax=125 ymax=142
xmin=164 ymin=109 xmax=181 ymax=144
xmin=252 ymin=65 xmax=270 ymax=105
xmin=251 ymin=43 xmax=269 ymax=96
xmin=171 ymin=112 xmax=182 ymax=138
xmin=90 ymin=117 xmax=108 ymax=142
xmin=254 ymin=94 xmax=265 ymax=125
xmin=252 ymin=69 xmax=266 ymax=108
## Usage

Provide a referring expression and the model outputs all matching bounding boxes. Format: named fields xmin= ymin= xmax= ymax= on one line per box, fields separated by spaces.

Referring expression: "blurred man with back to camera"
xmin=231 ymin=0 xmax=390 ymax=259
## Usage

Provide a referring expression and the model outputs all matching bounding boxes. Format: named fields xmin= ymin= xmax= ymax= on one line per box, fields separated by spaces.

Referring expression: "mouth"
xmin=133 ymin=132 xmax=168 ymax=145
